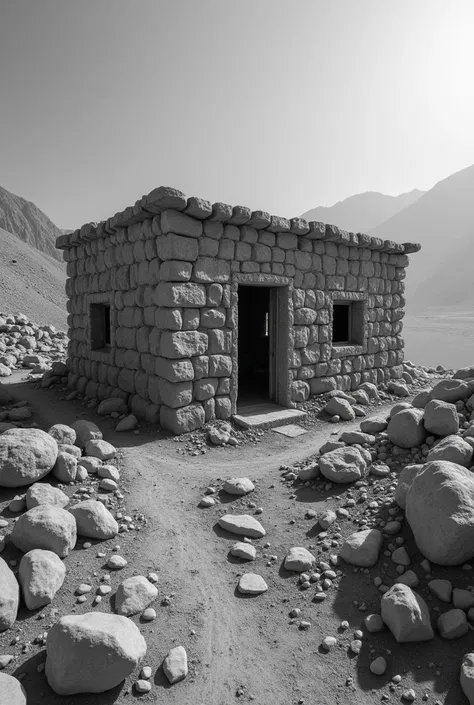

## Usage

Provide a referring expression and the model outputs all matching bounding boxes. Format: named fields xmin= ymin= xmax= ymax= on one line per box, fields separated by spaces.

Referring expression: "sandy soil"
xmin=0 ymin=372 xmax=469 ymax=705
xmin=0 ymin=228 xmax=67 ymax=330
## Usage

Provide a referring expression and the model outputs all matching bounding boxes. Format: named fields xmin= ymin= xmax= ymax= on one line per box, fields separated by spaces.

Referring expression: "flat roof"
xmin=56 ymin=186 xmax=421 ymax=255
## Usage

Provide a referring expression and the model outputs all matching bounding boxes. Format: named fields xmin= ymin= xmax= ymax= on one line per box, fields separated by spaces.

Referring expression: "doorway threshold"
xmin=233 ymin=402 xmax=307 ymax=430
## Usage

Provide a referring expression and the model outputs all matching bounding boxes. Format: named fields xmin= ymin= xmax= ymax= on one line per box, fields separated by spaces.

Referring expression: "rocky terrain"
xmin=4 ymin=315 xmax=474 ymax=702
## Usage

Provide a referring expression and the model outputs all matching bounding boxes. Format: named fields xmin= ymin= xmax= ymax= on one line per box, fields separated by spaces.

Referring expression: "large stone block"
xmin=158 ymin=379 xmax=193 ymax=408
xmin=155 ymin=308 xmax=182 ymax=330
xmin=194 ymin=378 xmax=218 ymax=401
xmin=215 ymin=396 xmax=232 ymax=419
xmin=160 ymin=331 xmax=208 ymax=359
xmin=294 ymin=308 xmax=317 ymax=325
xmin=154 ymin=282 xmax=206 ymax=308
xmin=235 ymin=242 xmax=251 ymax=261
xmin=182 ymin=308 xmax=200 ymax=329
xmin=118 ymin=368 xmax=136 ymax=394
xmin=208 ymin=329 xmax=231 ymax=354
xmin=277 ymin=233 xmax=298 ymax=250
xmin=192 ymin=356 xmax=209 ymax=379
xmin=160 ymin=403 xmax=205 ymax=434
xmin=294 ymin=326 xmax=310 ymax=349
xmin=45 ymin=612 xmax=147 ymax=695
xmin=157 ymin=233 xmax=198 ymax=261
xmin=209 ymin=355 xmax=232 ymax=377
xmin=193 ymin=258 xmax=230 ymax=283
xmin=161 ymin=209 xmax=202 ymax=237
xmin=201 ymin=308 xmax=226 ymax=328
xmin=155 ymin=357 xmax=194 ymax=382
xmin=252 ymin=243 xmax=271 ymax=262
xmin=159 ymin=260 xmax=192 ymax=282
xmin=310 ymin=377 xmax=337 ymax=395
xmin=301 ymin=344 xmax=320 ymax=364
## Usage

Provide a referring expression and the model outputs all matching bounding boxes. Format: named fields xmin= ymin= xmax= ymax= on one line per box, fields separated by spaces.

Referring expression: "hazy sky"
xmin=1 ymin=0 xmax=473 ymax=229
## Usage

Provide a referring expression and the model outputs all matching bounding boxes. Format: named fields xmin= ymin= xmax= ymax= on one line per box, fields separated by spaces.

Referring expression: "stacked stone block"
xmin=57 ymin=186 xmax=419 ymax=434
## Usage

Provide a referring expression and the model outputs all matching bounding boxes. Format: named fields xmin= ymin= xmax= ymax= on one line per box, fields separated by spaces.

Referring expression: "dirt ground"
xmin=0 ymin=372 xmax=470 ymax=705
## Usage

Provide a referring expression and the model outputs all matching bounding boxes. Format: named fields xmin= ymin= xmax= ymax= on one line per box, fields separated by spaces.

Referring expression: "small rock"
xmin=370 ymin=657 xmax=387 ymax=675
xmin=237 ymin=573 xmax=268 ymax=595
xmin=163 ymin=645 xmax=188 ymax=684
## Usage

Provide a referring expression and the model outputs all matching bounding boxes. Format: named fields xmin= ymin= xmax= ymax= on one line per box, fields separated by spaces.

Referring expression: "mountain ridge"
xmin=0 ymin=185 xmax=63 ymax=261
xmin=301 ymin=188 xmax=425 ymax=233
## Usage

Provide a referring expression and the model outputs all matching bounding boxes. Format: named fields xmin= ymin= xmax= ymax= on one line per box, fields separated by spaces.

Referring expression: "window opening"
xmin=332 ymin=303 xmax=351 ymax=343
xmin=90 ymin=303 xmax=111 ymax=350
xmin=332 ymin=299 xmax=365 ymax=346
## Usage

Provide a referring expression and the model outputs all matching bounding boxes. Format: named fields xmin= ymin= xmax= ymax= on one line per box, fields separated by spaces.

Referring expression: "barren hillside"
xmin=0 ymin=185 xmax=64 ymax=262
xmin=0 ymin=227 xmax=67 ymax=329
xmin=301 ymin=189 xmax=424 ymax=233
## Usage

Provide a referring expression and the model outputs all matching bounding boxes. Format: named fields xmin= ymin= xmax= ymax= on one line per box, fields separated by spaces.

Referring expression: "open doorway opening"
xmin=238 ymin=286 xmax=270 ymax=403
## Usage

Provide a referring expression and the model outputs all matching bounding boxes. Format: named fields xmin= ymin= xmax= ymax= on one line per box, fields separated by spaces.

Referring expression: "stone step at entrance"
xmin=233 ymin=402 xmax=307 ymax=430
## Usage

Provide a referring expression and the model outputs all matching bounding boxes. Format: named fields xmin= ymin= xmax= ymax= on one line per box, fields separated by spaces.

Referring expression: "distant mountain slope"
xmin=301 ymin=189 xmax=424 ymax=232
xmin=0 ymin=227 xmax=67 ymax=329
xmin=0 ymin=185 xmax=63 ymax=261
xmin=370 ymin=164 xmax=474 ymax=310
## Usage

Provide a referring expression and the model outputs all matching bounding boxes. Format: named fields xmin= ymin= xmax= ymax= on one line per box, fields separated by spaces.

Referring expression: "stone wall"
xmin=57 ymin=186 xmax=420 ymax=434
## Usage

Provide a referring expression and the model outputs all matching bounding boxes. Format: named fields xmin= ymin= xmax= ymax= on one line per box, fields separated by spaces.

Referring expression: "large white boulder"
xmin=411 ymin=389 xmax=432 ymax=409
xmin=0 ymin=428 xmax=58 ymax=487
xmin=115 ymin=576 xmax=158 ymax=616
xmin=319 ymin=446 xmax=367 ymax=483
xmin=218 ymin=514 xmax=266 ymax=538
xmin=69 ymin=500 xmax=118 ymax=539
xmin=45 ymin=612 xmax=146 ymax=694
xmin=52 ymin=452 xmax=77 ymax=483
xmin=0 ymin=673 xmax=27 ymax=704
xmin=381 ymin=583 xmax=434 ymax=642
xmin=85 ymin=439 xmax=116 ymax=461
xmin=11 ymin=505 xmax=77 ymax=557
xmin=426 ymin=435 xmax=473 ymax=467
xmin=437 ymin=609 xmax=468 ymax=639
xmin=19 ymin=549 xmax=66 ymax=609
xmin=284 ymin=547 xmax=316 ymax=572
xmin=423 ymin=400 xmax=459 ymax=436
xmin=0 ymin=557 xmax=19 ymax=631
xmin=395 ymin=464 xmax=423 ymax=509
xmin=340 ymin=529 xmax=382 ymax=567
xmin=339 ymin=431 xmax=375 ymax=445
xmin=429 ymin=379 xmax=474 ymax=403
xmin=25 ymin=483 xmax=69 ymax=510
xmin=360 ymin=417 xmax=388 ymax=434
xmin=48 ymin=424 xmax=76 ymax=446
xmin=386 ymin=408 xmax=426 ymax=448
xmin=406 ymin=460 xmax=474 ymax=565
xmin=324 ymin=397 xmax=355 ymax=421
xmin=223 ymin=478 xmax=255 ymax=495
xmin=454 ymin=366 xmax=474 ymax=380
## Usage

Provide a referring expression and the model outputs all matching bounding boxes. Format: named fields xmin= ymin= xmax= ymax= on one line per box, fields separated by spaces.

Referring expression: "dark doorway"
xmin=238 ymin=286 xmax=271 ymax=402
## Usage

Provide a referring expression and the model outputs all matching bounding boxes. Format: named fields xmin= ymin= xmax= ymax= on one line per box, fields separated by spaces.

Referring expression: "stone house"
xmin=56 ymin=186 xmax=420 ymax=434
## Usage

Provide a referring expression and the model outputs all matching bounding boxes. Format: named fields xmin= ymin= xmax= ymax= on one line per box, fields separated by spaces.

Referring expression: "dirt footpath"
xmin=0 ymin=373 xmax=466 ymax=705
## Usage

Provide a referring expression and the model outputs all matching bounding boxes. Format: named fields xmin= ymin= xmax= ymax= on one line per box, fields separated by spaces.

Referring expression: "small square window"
xmin=90 ymin=303 xmax=111 ymax=350
xmin=332 ymin=300 xmax=364 ymax=346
